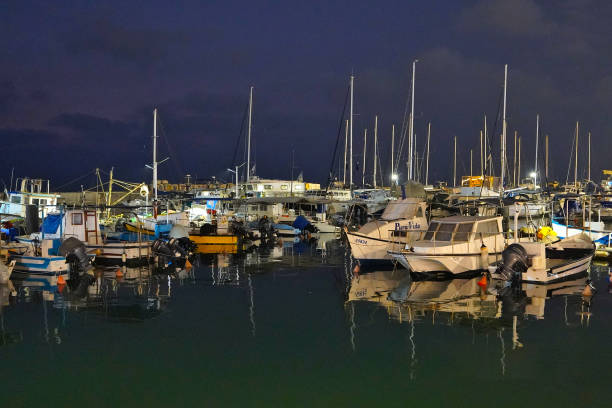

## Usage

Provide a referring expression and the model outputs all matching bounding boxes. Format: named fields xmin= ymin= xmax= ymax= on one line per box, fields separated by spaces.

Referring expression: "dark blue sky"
xmin=1 ymin=0 xmax=610 ymax=189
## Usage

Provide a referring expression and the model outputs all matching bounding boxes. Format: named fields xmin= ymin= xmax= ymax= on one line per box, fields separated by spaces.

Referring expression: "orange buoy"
xmin=477 ymin=274 xmax=488 ymax=289
xmin=115 ymin=268 xmax=124 ymax=278
xmin=582 ymin=283 xmax=593 ymax=297
xmin=57 ymin=275 xmax=66 ymax=285
xmin=353 ymin=264 xmax=360 ymax=276
xmin=185 ymin=259 xmax=192 ymax=269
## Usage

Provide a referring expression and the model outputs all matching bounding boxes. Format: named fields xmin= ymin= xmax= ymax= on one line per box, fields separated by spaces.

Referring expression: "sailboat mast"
xmin=518 ymin=136 xmax=521 ymax=185
xmin=574 ymin=121 xmax=579 ymax=188
xmin=362 ymin=129 xmax=367 ymax=186
xmin=470 ymin=149 xmax=473 ymax=178
xmin=501 ymin=64 xmax=508 ymax=192
xmin=426 ymin=122 xmax=430 ymax=186
xmin=480 ymin=130 xmax=484 ymax=178
xmin=453 ymin=136 xmax=457 ymax=188
xmin=391 ymin=124 xmax=395 ymax=185
xmin=588 ymin=131 xmax=591 ymax=181
xmin=343 ymin=119 xmax=348 ymax=185
xmin=350 ymin=75 xmax=354 ymax=187
xmin=153 ymin=108 xmax=158 ymax=201
xmin=535 ymin=114 xmax=539 ymax=188
xmin=408 ymin=60 xmax=416 ymax=180
xmin=247 ymin=86 xmax=253 ymax=182
xmin=545 ymin=134 xmax=549 ymax=181
xmin=513 ymin=131 xmax=517 ymax=186
xmin=373 ymin=116 xmax=378 ymax=188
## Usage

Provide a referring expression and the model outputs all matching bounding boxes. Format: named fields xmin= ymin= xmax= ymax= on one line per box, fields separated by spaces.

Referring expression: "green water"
xmin=1 ymin=238 xmax=611 ymax=407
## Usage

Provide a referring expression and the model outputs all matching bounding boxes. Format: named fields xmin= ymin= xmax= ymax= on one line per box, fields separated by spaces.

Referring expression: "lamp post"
xmin=228 ymin=163 xmax=246 ymax=198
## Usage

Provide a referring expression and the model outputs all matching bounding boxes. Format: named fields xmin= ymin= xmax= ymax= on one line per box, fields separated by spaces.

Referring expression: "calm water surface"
xmin=1 ymin=235 xmax=611 ymax=407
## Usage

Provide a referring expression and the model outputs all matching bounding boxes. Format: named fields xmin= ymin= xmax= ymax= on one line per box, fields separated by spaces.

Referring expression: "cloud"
xmin=456 ymin=0 xmax=556 ymax=38
xmin=61 ymin=18 xmax=189 ymax=63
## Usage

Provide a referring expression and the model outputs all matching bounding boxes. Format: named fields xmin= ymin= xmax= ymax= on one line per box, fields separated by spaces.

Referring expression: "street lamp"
xmin=391 ymin=173 xmax=398 ymax=183
xmin=227 ymin=162 xmax=246 ymax=198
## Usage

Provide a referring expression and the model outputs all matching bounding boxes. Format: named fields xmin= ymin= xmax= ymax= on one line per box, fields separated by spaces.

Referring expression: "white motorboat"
xmin=490 ymin=233 xmax=594 ymax=284
xmin=345 ymin=198 xmax=427 ymax=262
xmin=389 ymin=215 xmax=506 ymax=277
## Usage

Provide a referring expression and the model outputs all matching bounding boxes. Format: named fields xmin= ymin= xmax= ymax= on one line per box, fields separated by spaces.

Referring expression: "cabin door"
xmin=84 ymin=210 xmax=98 ymax=244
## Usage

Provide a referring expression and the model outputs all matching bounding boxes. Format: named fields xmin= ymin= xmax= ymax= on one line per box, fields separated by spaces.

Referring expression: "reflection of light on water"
xmin=248 ymin=274 xmax=256 ymax=337
xmin=498 ymin=329 xmax=506 ymax=376
xmin=349 ymin=302 xmax=356 ymax=352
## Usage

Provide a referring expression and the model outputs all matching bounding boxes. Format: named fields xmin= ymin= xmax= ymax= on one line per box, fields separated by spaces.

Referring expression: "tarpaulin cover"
xmin=42 ymin=214 xmax=63 ymax=235
xmin=292 ymin=215 xmax=311 ymax=230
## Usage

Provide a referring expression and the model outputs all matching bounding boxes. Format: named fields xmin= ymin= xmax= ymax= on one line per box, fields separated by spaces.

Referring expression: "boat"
xmin=345 ymin=198 xmax=427 ymax=262
xmin=0 ymin=178 xmax=59 ymax=221
xmin=389 ymin=215 xmax=506 ymax=278
xmin=490 ymin=233 xmax=595 ymax=284
xmin=42 ymin=209 xmax=152 ymax=266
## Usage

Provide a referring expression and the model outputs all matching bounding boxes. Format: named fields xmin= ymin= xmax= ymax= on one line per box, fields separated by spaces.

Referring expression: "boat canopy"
xmin=380 ymin=199 xmax=424 ymax=221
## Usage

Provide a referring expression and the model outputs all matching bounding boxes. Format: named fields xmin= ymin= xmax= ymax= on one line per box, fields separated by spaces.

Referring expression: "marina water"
xmin=1 ymin=237 xmax=611 ymax=407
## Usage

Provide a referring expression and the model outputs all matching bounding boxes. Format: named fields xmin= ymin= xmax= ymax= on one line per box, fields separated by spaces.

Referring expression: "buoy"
xmin=57 ymin=275 xmax=66 ymax=285
xmin=115 ymin=268 xmax=124 ymax=278
xmin=582 ymin=283 xmax=593 ymax=297
xmin=95 ymin=249 xmax=102 ymax=256
xmin=477 ymin=274 xmax=488 ymax=289
xmin=185 ymin=259 xmax=192 ymax=269
xmin=353 ymin=264 xmax=360 ymax=276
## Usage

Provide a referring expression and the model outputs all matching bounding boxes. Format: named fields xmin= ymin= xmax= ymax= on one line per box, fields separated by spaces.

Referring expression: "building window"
xmin=264 ymin=185 xmax=272 ymax=190
xmin=10 ymin=195 xmax=22 ymax=204
xmin=72 ymin=213 xmax=83 ymax=225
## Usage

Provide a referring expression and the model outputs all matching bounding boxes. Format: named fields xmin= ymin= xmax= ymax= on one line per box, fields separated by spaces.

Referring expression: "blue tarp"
xmin=42 ymin=214 xmax=63 ymax=235
xmin=292 ymin=215 xmax=311 ymax=230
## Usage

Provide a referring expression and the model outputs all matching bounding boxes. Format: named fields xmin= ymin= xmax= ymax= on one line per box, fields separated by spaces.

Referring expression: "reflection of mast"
xmin=498 ymin=329 xmax=506 ymax=376
xmin=512 ymin=315 xmax=523 ymax=349
xmin=247 ymin=274 xmax=256 ymax=336
xmin=409 ymin=306 xmax=417 ymax=380
xmin=349 ymin=302 xmax=356 ymax=351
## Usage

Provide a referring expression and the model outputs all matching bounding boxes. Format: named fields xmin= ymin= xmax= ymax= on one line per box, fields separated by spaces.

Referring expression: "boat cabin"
xmin=40 ymin=209 xmax=101 ymax=245
xmin=414 ymin=216 xmax=505 ymax=253
xmin=0 ymin=178 xmax=59 ymax=219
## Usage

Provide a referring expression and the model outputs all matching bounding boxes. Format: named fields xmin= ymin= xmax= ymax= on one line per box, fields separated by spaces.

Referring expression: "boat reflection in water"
xmin=346 ymin=268 xmax=593 ymax=376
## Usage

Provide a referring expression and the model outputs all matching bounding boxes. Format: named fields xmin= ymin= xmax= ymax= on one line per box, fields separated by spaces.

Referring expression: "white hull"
xmin=390 ymin=252 xmax=501 ymax=275
xmin=552 ymin=220 xmax=609 ymax=242
xmin=346 ymin=233 xmax=400 ymax=261
xmin=86 ymin=242 xmax=152 ymax=264
xmin=508 ymin=203 xmax=548 ymax=217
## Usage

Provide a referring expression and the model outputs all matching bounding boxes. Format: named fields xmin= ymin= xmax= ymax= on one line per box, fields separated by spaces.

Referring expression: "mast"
xmin=153 ymin=108 xmax=158 ymax=201
xmin=484 ymin=115 xmax=488 ymax=175
xmin=391 ymin=124 xmax=395 ymax=185
xmin=535 ymin=114 xmax=539 ymax=188
xmin=343 ymin=119 xmax=348 ymax=185
xmin=501 ymin=64 xmax=508 ymax=192
xmin=350 ymin=75 xmax=354 ymax=187
xmin=518 ymin=136 xmax=521 ymax=185
xmin=480 ymin=130 xmax=484 ymax=178
xmin=107 ymin=166 xmax=114 ymax=218
xmin=362 ymin=129 xmax=367 ymax=186
xmin=408 ymin=60 xmax=416 ymax=180
xmin=588 ymin=131 xmax=591 ymax=181
xmin=574 ymin=121 xmax=579 ymax=188
xmin=373 ymin=116 xmax=378 ymax=188
xmin=470 ymin=149 xmax=473 ymax=178
xmin=453 ymin=136 xmax=457 ymax=188
xmin=247 ymin=86 xmax=254 ymax=182
xmin=425 ymin=122 xmax=431 ymax=186
xmin=513 ymin=131 xmax=517 ymax=186
xmin=545 ymin=134 xmax=549 ymax=181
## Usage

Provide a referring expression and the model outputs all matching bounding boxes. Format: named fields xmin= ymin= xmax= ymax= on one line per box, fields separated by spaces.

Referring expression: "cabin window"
xmin=259 ymin=205 xmax=268 ymax=211
xmin=423 ymin=222 xmax=439 ymax=240
xmin=249 ymin=205 xmax=258 ymax=211
xmin=246 ymin=185 xmax=253 ymax=191
xmin=32 ymin=198 xmax=40 ymax=206
xmin=454 ymin=222 xmax=474 ymax=241
xmin=264 ymin=185 xmax=272 ymax=190
xmin=10 ymin=195 xmax=21 ymax=204
xmin=435 ymin=223 xmax=456 ymax=241
xmin=72 ymin=212 xmax=83 ymax=225
xmin=475 ymin=220 xmax=499 ymax=236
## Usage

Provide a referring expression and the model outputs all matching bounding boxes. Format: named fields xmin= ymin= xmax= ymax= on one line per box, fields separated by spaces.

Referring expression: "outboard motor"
xmin=58 ymin=237 xmax=93 ymax=280
xmin=495 ymin=243 xmax=528 ymax=282
xmin=258 ymin=216 xmax=275 ymax=241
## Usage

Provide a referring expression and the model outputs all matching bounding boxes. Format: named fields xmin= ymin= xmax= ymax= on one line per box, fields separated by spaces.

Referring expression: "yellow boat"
xmin=189 ymin=233 xmax=239 ymax=254
xmin=124 ymin=222 xmax=155 ymax=236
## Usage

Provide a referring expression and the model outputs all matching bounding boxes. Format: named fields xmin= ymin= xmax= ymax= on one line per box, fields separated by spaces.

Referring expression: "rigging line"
xmin=325 ymin=84 xmax=350 ymax=191
xmin=478 ymin=86 xmax=504 ymax=201
xmin=231 ymin=99 xmax=250 ymax=168
xmin=395 ymin=73 xmax=413 ymax=174
xmin=54 ymin=170 xmax=97 ymax=191
xmin=156 ymin=113 xmax=184 ymax=180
